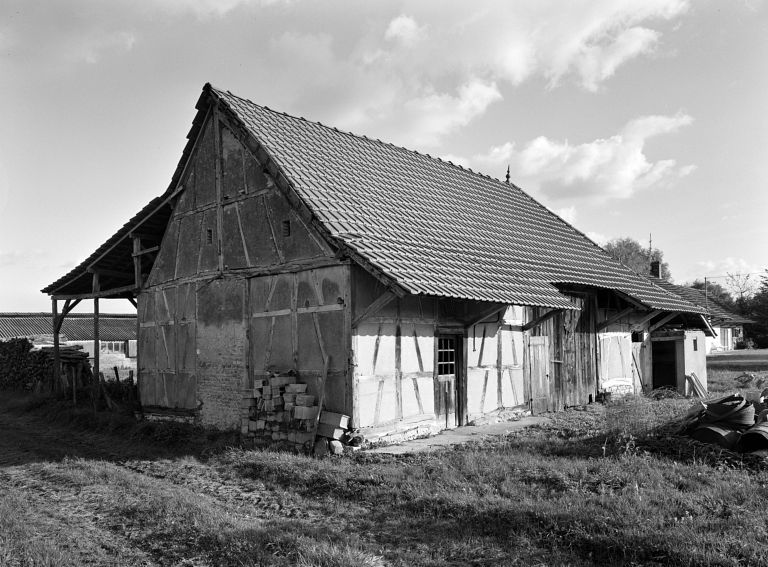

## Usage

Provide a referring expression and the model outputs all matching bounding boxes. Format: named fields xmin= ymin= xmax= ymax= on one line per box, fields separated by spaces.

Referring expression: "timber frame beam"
xmin=699 ymin=314 xmax=717 ymax=338
xmin=631 ymin=310 xmax=662 ymax=331
xmin=467 ymin=303 xmax=507 ymax=327
xmin=597 ymin=307 xmax=635 ymax=331
xmin=522 ymin=308 xmax=563 ymax=332
xmin=353 ymin=290 xmax=397 ymax=327
xmin=648 ymin=312 xmax=680 ymax=333
xmin=52 ymin=283 xmax=139 ymax=301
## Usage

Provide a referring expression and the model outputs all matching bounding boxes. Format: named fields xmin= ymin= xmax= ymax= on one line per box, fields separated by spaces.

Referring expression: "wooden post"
xmin=93 ymin=273 xmax=100 ymax=394
xmin=311 ymin=355 xmax=331 ymax=455
xmin=52 ymin=298 xmax=61 ymax=393
xmin=132 ymin=236 xmax=142 ymax=288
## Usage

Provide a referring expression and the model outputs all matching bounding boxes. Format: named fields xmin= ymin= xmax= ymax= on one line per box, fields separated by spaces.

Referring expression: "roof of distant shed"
xmin=42 ymin=83 xmax=704 ymax=314
xmin=648 ymin=279 xmax=752 ymax=326
xmin=0 ymin=313 xmax=136 ymax=341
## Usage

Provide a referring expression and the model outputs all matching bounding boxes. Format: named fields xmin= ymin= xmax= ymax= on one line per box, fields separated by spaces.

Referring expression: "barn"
xmin=43 ymin=84 xmax=709 ymax=440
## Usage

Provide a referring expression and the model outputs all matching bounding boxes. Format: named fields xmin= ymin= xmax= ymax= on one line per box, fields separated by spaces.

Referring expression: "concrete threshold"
xmin=365 ymin=415 xmax=550 ymax=455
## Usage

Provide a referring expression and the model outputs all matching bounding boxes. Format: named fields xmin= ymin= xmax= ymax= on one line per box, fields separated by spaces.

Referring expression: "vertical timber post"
xmin=132 ymin=236 xmax=142 ymax=288
xmin=93 ymin=273 xmax=100 ymax=391
xmin=52 ymin=298 xmax=60 ymax=394
xmin=212 ymin=106 xmax=225 ymax=273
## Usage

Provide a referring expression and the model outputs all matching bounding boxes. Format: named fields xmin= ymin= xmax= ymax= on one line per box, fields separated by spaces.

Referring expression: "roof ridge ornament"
xmin=505 ymin=165 xmax=510 ymax=184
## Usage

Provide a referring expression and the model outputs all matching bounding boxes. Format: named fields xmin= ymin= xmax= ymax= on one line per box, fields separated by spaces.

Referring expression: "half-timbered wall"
xmin=465 ymin=306 xmax=526 ymax=419
xmin=351 ymin=267 xmax=527 ymax=436
xmin=139 ymin=110 xmax=344 ymax=428
xmin=247 ymin=266 xmax=351 ymax=416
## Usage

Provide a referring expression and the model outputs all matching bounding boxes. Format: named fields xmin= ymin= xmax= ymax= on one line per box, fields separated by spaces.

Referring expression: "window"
xmin=693 ymin=338 xmax=698 ymax=351
xmin=437 ymin=337 xmax=456 ymax=376
xmin=206 ymin=228 xmax=213 ymax=244
xmin=282 ymin=220 xmax=291 ymax=237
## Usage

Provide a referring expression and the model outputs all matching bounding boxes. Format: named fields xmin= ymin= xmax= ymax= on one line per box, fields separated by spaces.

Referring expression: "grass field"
xmin=707 ymin=348 xmax=768 ymax=394
xmin=2 ymin=397 xmax=768 ymax=565
xmin=2 ymin=359 xmax=768 ymax=566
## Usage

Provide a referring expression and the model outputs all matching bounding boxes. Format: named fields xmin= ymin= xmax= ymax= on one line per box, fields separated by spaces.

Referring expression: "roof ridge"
xmin=209 ymin=84 xmax=510 ymax=183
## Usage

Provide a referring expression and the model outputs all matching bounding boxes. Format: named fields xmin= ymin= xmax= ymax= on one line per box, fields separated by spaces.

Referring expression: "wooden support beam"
xmin=522 ymin=309 xmax=563 ymax=332
xmin=131 ymin=246 xmax=160 ymax=257
xmin=648 ymin=312 xmax=679 ymax=333
xmin=614 ymin=290 xmax=647 ymax=310
xmin=88 ymin=267 xmax=134 ymax=279
xmin=597 ymin=306 xmax=635 ymax=331
xmin=52 ymin=298 xmax=61 ymax=392
xmin=352 ymin=290 xmax=396 ymax=327
xmin=93 ymin=271 xmax=101 ymax=390
xmin=52 ymin=283 xmax=138 ymax=301
xmin=467 ymin=303 xmax=507 ymax=327
xmin=132 ymin=236 xmax=142 ymax=289
xmin=127 ymin=297 xmax=138 ymax=308
xmin=631 ymin=310 xmax=662 ymax=331
xmin=700 ymin=314 xmax=717 ymax=338
xmin=213 ymin=106 xmax=225 ymax=273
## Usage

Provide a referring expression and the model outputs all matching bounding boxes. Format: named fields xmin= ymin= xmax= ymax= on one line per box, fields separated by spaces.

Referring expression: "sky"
xmin=0 ymin=0 xmax=766 ymax=313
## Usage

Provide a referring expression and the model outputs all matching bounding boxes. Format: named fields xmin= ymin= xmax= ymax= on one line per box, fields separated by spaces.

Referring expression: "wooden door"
xmin=436 ymin=335 xmax=460 ymax=429
xmin=528 ymin=335 xmax=550 ymax=414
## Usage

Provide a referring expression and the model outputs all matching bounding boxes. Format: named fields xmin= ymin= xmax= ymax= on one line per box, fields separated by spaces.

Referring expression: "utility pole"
xmin=704 ymin=276 xmax=709 ymax=311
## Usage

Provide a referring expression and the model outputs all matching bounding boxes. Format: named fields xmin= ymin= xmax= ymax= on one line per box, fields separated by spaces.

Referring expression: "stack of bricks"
xmin=240 ymin=372 xmax=321 ymax=451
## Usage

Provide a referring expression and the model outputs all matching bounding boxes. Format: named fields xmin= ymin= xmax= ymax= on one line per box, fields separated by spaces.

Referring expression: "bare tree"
xmin=725 ymin=272 xmax=756 ymax=302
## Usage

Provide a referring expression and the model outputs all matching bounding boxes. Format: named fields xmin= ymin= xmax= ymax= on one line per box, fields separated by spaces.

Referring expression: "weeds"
xmin=4 ymin=388 xmax=768 ymax=565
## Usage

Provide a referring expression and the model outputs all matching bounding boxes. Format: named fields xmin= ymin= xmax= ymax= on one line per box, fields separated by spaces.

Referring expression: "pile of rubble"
xmin=240 ymin=372 xmax=359 ymax=456
xmin=684 ymin=389 xmax=768 ymax=454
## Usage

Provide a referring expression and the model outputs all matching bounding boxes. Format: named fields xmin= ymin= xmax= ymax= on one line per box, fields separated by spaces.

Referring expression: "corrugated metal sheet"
xmin=0 ymin=313 xmax=136 ymax=341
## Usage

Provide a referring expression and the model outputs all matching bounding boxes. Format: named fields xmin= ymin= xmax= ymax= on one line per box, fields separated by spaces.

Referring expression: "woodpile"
xmin=240 ymin=371 xmax=355 ymax=455
xmin=0 ymin=338 xmax=92 ymax=394
xmin=38 ymin=345 xmax=93 ymax=394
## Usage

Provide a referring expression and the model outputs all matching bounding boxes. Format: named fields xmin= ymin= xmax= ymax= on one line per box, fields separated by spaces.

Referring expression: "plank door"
xmin=528 ymin=335 xmax=550 ymax=414
xmin=436 ymin=335 xmax=460 ymax=429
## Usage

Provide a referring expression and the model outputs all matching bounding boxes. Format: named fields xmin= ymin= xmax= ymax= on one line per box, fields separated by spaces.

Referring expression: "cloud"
xmin=68 ymin=31 xmax=136 ymax=64
xmin=374 ymin=0 xmax=690 ymax=91
xmin=586 ymin=231 xmax=608 ymax=245
xmin=0 ymin=159 xmax=7 ymax=217
xmin=572 ymin=26 xmax=660 ymax=91
xmin=155 ymin=0 xmax=290 ymax=18
xmin=696 ymin=258 xmax=765 ymax=278
xmin=385 ymin=15 xmax=427 ymax=47
xmin=468 ymin=112 xmax=695 ymax=201
xmin=552 ymin=206 xmax=577 ymax=224
xmin=401 ymin=79 xmax=502 ymax=146
xmin=246 ymin=0 xmax=691 ymax=149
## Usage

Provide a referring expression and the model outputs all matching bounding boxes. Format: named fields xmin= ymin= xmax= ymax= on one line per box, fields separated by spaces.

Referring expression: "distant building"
xmin=0 ymin=312 xmax=137 ymax=371
xmin=647 ymin=270 xmax=752 ymax=353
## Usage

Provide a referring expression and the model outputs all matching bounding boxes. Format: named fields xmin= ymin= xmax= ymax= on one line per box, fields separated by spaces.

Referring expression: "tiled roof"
xmin=0 ymin=313 xmax=136 ymax=341
xmin=212 ymin=86 xmax=703 ymax=313
xmin=41 ymin=195 xmax=172 ymax=296
xmin=649 ymin=280 xmax=752 ymax=326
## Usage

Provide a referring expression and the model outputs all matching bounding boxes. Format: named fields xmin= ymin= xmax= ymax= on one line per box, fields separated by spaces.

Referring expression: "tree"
xmin=603 ymin=237 xmax=671 ymax=280
xmin=744 ymin=270 xmax=768 ymax=348
xmin=725 ymin=272 xmax=757 ymax=313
